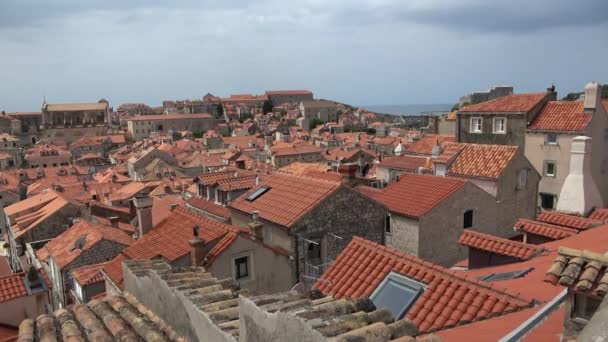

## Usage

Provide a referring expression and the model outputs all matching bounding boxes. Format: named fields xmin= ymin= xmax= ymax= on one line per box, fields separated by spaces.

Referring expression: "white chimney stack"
xmin=583 ymin=82 xmax=602 ymax=112
xmin=556 ymin=136 xmax=603 ymax=215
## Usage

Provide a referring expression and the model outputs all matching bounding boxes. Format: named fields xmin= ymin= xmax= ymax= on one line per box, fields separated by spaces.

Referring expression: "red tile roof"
xmin=0 ymin=273 xmax=27 ymax=304
xmin=0 ymin=325 xmax=18 ymax=342
xmin=588 ymin=208 xmax=608 ymax=221
xmin=127 ymin=113 xmax=213 ymax=121
xmin=217 ymin=175 xmax=257 ymax=191
xmin=405 ymin=134 xmax=455 ymax=156
xmin=355 ymin=185 xmax=383 ymax=199
xmin=527 ymin=101 xmax=592 ymax=132
xmin=458 ymin=230 xmax=542 ymax=260
xmin=70 ymin=262 xmax=107 ymax=286
xmin=371 ymin=173 xmax=467 ymax=218
xmin=272 ymin=144 xmax=323 ymax=157
xmin=537 ymin=211 xmax=601 ymax=230
xmin=101 ymin=254 xmax=126 ymax=289
xmin=229 ymin=173 xmax=341 ymax=228
xmin=38 ymin=220 xmax=134 ymax=269
xmin=377 ymin=155 xmax=428 ymax=171
xmin=103 ymin=207 xmax=245 ymax=288
xmin=443 ymin=143 xmax=518 ymax=180
xmin=459 ymin=93 xmax=548 ymax=113
xmin=513 ymin=218 xmax=579 ymax=240
xmin=186 ymin=197 xmax=232 ymax=220
xmin=544 ymin=248 xmax=608 ymax=296
xmin=314 ymin=237 xmax=533 ymax=333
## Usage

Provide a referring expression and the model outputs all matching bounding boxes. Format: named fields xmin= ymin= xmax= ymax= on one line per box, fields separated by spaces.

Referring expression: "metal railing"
xmin=304 ymin=259 xmax=334 ymax=280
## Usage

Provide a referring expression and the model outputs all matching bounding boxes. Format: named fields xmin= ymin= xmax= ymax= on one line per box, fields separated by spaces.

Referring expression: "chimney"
xmin=248 ymin=210 xmax=264 ymax=241
xmin=431 ymin=140 xmax=443 ymax=158
xmin=556 ymin=136 xmax=603 ymax=215
xmin=583 ymin=82 xmax=602 ymax=112
xmin=108 ymin=216 xmax=119 ymax=228
xmin=189 ymin=225 xmax=205 ymax=267
xmin=255 ymin=175 xmax=259 ymax=185
xmin=132 ymin=192 xmax=153 ymax=239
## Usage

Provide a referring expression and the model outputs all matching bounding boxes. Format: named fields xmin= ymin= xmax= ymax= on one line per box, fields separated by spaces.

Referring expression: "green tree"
xmin=309 ymin=118 xmax=325 ymax=130
xmin=262 ymin=100 xmax=273 ymax=114
xmin=450 ymin=103 xmax=460 ymax=112
xmin=216 ymin=104 xmax=224 ymax=117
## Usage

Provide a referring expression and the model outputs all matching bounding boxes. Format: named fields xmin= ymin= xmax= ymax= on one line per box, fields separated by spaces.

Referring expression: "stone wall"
xmin=239 ymin=296 xmax=326 ymax=342
xmin=292 ymin=186 xmax=386 ymax=285
xmin=386 ymin=215 xmax=419 ymax=257
xmin=456 ymin=113 xmax=528 ymax=149
xmin=123 ymin=260 xmax=236 ymax=342
xmin=417 ymin=182 xmax=499 ymax=267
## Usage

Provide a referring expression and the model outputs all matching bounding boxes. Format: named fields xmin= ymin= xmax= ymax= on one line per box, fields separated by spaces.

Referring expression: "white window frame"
xmin=493 ymin=117 xmax=506 ymax=134
xmin=470 ymin=117 xmax=482 ymax=133
xmin=544 ymin=160 xmax=556 ymax=177
xmin=546 ymin=133 xmax=558 ymax=145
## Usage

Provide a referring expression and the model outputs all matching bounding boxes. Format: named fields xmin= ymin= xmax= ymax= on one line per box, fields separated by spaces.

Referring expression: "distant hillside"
xmin=562 ymin=84 xmax=608 ymax=101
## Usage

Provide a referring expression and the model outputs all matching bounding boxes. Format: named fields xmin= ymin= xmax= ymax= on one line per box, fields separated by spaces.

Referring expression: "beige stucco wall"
xmin=230 ymin=210 xmax=293 ymax=253
xmin=208 ymin=236 xmax=293 ymax=295
xmin=525 ymin=104 xmax=608 ymax=208
xmin=0 ymin=292 xmax=49 ymax=327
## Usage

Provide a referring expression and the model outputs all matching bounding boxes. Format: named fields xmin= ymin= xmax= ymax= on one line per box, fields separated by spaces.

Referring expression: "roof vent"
xmin=69 ymin=235 xmax=87 ymax=252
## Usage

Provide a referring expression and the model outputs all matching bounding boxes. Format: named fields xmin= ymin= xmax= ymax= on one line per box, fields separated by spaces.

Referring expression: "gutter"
xmin=499 ymin=288 xmax=567 ymax=342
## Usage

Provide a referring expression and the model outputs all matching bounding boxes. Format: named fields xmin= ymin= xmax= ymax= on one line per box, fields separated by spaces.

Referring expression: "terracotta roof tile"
xmin=377 ymin=155 xmax=428 ymax=171
xmin=229 ymin=173 xmax=341 ymax=228
xmin=314 ymin=237 xmax=532 ymax=333
xmin=528 ymin=101 xmax=591 ymax=132
xmin=104 ymin=207 xmax=244 ymax=288
xmin=39 ymin=220 xmax=134 ymax=269
xmin=0 ymin=273 xmax=27 ymax=304
xmin=513 ymin=218 xmax=579 ymax=240
xmin=5 ymin=190 xmax=74 ymax=239
xmin=537 ymin=211 xmax=601 ymax=230
xmin=217 ymin=175 xmax=257 ymax=191
xmin=405 ymin=135 xmax=455 ymax=156
xmin=459 ymin=93 xmax=548 ymax=113
xmin=272 ymin=144 xmax=323 ymax=157
xmin=127 ymin=113 xmax=213 ymax=121
xmin=70 ymin=262 xmax=107 ymax=286
xmin=588 ymin=208 xmax=608 ymax=221
xmin=371 ymin=173 xmax=467 ymax=218
xmin=186 ymin=197 xmax=231 ymax=220
xmin=544 ymin=248 xmax=608 ymax=296
xmin=458 ymin=230 xmax=542 ymax=260
xmin=442 ymin=143 xmax=517 ymax=180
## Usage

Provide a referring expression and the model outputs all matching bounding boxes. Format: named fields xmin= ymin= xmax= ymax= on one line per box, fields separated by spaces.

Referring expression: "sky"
xmin=1 ymin=0 xmax=607 ymax=111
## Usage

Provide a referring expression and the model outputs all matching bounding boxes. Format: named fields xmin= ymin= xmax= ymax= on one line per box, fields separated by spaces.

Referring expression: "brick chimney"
xmin=583 ymin=82 xmax=602 ymax=112
xmin=108 ymin=216 xmax=119 ymax=228
xmin=248 ymin=211 xmax=264 ymax=241
xmin=556 ymin=136 xmax=603 ymax=215
xmin=132 ymin=192 xmax=153 ymax=239
xmin=189 ymin=225 xmax=205 ymax=267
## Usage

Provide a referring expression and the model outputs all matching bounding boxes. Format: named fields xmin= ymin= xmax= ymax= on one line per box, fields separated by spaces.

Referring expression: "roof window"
xmin=478 ymin=267 xmax=534 ymax=282
xmin=370 ymin=272 xmax=425 ymax=319
xmin=246 ymin=185 xmax=270 ymax=202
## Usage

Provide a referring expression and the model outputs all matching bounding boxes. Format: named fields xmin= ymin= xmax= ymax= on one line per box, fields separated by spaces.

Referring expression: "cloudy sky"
xmin=1 ymin=0 xmax=607 ymax=111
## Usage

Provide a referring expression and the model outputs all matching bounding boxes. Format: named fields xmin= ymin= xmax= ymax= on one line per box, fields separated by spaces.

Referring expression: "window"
xmin=385 ymin=214 xmax=391 ymax=234
xmin=306 ymin=238 xmax=322 ymax=264
xmin=517 ymin=168 xmax=528 ymax=189
xmin=493 ymin=117 xmax=506 ymax=134
xmin=546 ymin=133 xmax=558 ymax=145
xmin=572 ymin=292 xmax=602 ymax=321
xmin=478 ymin=267 xmax=534 ymax=282
xmin=544 ymin=161 xmax=556 ymax=177
xmin=246 ymin=185 xmax=270 ymax=201
xmin=470 ymin=117 xmax=482 ymax=133
xmin=463 ymin=210 xmax=473 ymax=229
xmin=371 ymin=272 xmax=425 ymax=319
xmin=234 ymin=256 xmax=249 ymax=280
xmin=540 ymin=193 xmax=556 ymax=209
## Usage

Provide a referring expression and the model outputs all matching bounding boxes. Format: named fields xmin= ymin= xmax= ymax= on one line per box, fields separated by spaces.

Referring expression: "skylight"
xmin=478 ymin=267 xmax=534 ymax=282
xmin=245 ymin=185 xmax=270 ymax=202
xmin=370 ymin=272 xmax=425 ymax=319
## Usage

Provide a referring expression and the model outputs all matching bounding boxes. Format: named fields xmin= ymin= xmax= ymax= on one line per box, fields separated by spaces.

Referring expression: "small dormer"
xmin=36 ymin=167 xmax=44 ymax=178
xmin=57 ymin=167 xmax=66 ymax=176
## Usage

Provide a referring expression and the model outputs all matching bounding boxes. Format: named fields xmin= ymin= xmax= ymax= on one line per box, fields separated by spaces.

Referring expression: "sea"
xmin=361 ymin=104 xmax=452 ymax=116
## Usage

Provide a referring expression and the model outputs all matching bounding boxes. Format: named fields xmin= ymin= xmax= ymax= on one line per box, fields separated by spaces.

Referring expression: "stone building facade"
xmin=127 ymin=113 xmax=216 ymax=140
